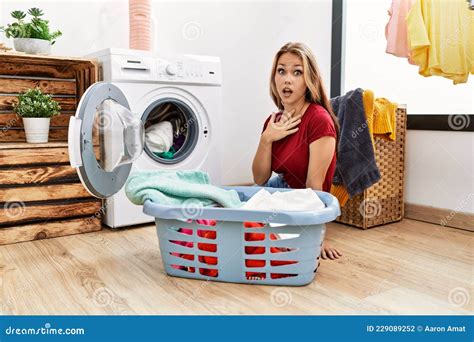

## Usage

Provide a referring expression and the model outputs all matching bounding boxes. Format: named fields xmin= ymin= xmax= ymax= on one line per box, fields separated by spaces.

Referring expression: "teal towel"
xmin=125 ymin=170 xmax=242 ymax=208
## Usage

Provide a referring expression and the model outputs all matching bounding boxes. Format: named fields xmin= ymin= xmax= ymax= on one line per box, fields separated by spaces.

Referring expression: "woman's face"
xmin=274 ymin=52 xmax=307 ymax=108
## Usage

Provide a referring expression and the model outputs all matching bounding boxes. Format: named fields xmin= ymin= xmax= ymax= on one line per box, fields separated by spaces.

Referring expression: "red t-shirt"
xmin=262 ymin=103 xmax=337 ymax=192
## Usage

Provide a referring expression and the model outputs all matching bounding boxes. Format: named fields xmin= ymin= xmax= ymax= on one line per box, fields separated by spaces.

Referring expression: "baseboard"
xmin=404 ymin=203 xmax=474 ymax=232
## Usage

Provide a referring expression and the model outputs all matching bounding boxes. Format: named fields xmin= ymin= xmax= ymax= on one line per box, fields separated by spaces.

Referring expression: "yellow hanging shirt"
xmin=406 ymin=0 xmax=474 ymax=84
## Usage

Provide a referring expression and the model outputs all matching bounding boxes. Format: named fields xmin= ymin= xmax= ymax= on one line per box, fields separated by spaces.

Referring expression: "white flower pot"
xmin=22 ymin=117 xmax=51 ymax=143
xmin=13 ymin=38 xmax=51 ymax=55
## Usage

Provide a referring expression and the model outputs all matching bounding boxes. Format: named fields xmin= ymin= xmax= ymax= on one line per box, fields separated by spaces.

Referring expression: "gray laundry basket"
xmin=143 ymin=186 xmax=340 ymax=286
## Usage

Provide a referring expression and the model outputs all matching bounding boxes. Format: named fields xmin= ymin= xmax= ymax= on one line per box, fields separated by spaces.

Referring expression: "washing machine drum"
xmin=141 ymin=99 xmax=199 ymax=165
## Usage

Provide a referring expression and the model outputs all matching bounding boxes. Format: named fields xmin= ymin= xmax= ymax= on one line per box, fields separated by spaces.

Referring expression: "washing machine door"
xmin=68 ymin=82 xmax=144 ymax=198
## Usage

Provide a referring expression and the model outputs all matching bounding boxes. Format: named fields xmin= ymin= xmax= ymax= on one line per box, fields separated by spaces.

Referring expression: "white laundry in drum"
xmin=145 ymin=121 xmax=173 ymax=153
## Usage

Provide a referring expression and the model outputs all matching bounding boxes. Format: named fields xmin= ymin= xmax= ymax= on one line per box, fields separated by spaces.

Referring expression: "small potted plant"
xmin=0 ymin=8 xmax=62 ymax=55
xmin=14 ymin=88 xmax=61 ymax=143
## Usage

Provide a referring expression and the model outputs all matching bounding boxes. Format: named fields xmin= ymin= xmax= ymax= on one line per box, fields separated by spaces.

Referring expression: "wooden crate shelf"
xmin=0 ymin=217 xmax=101 ymax=245
xmin=0 ymin=52 xmax=97 ymax=143
xmin=0 ymin=142 xmax=102 ymax=245
xmin=0 ymin=54 xmax=103 ymax=246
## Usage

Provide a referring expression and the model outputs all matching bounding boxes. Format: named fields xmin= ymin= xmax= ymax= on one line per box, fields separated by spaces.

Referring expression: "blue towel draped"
xmin=330 ymin=88 xmax=381 ymax=197
xmin=125 ymin=170 xmax=242 ymax=208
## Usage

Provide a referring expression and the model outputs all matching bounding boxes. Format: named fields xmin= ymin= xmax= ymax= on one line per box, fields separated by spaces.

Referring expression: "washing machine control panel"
xmin=165 ymin=64 xmax=178 ymax=76
xmin=160 ymin=61 xmax=203 ymax=78
xmin=156 ymin=57 xmax=221 ymax=85
xmin=93 ymin=49 xmax=222 ymax=86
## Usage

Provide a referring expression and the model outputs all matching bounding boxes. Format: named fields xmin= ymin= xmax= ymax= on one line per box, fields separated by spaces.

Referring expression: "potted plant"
xmin=14 ymin=88 xmax=61 ymax=143
xmin=0 ymin=8 xmax=62 ymax=55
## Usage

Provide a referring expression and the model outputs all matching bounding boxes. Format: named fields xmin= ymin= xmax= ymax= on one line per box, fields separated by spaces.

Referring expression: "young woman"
xmin=252 ymin=42 xmax=342 ymax=260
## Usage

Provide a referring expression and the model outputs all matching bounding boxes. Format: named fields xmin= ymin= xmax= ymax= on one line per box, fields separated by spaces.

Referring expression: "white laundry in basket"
xmin=241 ymin=188 xmax=325 ymax=212
xmin=241 ymin=188 xmax=326 ymax=235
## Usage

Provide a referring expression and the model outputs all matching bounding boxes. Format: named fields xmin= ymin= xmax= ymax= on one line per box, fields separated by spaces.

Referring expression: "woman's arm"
xmin=306 ymin=136 xmax=336 ymax=190
xmin=252 ymin=135 xmax=273 ymax=185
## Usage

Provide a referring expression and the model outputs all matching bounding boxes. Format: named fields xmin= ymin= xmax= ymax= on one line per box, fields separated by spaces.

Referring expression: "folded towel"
xmin=125 ymin=170 xmax=242 ymax=208
xmin=145 ymin=121 xmax=173 ymax=153
xmin=330 ymin=88 xmax=381 ymax=198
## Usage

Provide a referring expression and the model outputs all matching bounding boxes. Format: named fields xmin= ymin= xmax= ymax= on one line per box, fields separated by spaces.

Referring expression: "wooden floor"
xmin=0 ymin=219 xmax=472 ymax=315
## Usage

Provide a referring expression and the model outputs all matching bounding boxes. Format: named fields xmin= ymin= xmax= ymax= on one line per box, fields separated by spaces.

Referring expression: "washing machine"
xmin=68 ymin=48 xmax=223 ymax=228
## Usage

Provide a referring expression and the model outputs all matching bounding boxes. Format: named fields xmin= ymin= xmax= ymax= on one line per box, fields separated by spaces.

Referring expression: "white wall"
xmin=1 ymin=0 xmax=333 ymax=186
xmin=344 ymin=0 xmax=474 ymax=213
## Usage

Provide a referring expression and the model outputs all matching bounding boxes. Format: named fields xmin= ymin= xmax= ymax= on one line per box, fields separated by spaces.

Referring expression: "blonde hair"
xmin=269 ymin=42 xmax=339 ymax=140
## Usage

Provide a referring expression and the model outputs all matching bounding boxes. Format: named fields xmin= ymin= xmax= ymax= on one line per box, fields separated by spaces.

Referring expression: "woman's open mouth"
xmin=282 ymin=87 xmax=293 ymax=97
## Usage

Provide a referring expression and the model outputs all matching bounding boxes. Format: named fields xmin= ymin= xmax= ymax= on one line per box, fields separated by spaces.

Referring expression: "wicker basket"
xmin=336 ymin=106 xmax=407 ymax=229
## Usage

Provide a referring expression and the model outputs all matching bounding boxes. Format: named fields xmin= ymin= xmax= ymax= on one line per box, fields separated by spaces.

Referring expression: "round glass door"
xmin=69 ymin=82 xmax=144 ymax=198
xmin=95 ymin=98 xmax=144 ymax=172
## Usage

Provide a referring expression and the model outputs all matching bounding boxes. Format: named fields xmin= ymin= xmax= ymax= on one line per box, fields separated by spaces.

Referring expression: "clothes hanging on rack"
xmin=406 ymin=0 xmax=474 ymax=84
xmin=385 ymin=0 xmax=415 ymax=59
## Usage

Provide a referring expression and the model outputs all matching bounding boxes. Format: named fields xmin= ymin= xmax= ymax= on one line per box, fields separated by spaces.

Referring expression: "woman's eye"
xmin=294 ymin=70 xmax=302 ymax=76
xmin=277 ymin=68 xmax=285 ymax=75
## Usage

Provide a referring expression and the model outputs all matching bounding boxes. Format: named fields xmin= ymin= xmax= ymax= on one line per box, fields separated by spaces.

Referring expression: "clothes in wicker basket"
xmin=364 ymin=90 xmax=398 ymax=142
xmin=330 ymin=88 xmax=381 ymax=203
xmin=335 ymin=106 xmax=406 ymax=229
xmin=331 ymin=90 xmax=398 ymax=207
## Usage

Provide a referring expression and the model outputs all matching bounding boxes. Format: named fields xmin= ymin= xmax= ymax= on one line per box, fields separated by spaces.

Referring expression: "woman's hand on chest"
xmin=261 ymin=109 xmax=303 ymax=144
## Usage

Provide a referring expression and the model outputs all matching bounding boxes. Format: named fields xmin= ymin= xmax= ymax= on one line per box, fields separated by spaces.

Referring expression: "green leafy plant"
xmin=0 ymin=8 xmax=62 ymax=44
xmin=14 ymin=88 xmax=61 ymax=118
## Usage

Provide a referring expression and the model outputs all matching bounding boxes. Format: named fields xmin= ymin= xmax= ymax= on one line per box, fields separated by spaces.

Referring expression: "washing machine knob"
xmin=166 ymin=64 xmax=177 ymax=76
